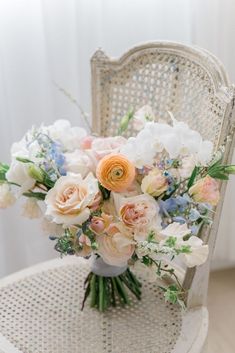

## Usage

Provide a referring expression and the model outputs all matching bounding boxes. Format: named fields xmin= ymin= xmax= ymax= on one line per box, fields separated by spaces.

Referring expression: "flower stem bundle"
xmin=82 ymin=268 xmax=142 ymax=312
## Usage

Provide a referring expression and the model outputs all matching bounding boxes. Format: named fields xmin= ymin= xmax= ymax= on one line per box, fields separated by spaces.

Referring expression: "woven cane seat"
xmin=0 ymin=257 xmax=207 ymax=353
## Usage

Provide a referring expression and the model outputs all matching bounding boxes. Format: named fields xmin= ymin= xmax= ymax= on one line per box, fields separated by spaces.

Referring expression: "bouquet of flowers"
xmin=0 ymin=106 xmax=234 ymax=311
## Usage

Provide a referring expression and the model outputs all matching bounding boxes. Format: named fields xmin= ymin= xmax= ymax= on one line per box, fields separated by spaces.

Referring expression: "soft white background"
xmin=0 ymin=0 xmax=234 ymax=277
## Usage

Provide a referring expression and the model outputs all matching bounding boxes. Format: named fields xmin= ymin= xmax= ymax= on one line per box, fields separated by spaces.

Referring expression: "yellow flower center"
xmin=110 ymin=167 xmax=124 ymax=180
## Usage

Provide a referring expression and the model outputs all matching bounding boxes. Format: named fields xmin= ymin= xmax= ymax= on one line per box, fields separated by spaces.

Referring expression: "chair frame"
xmin=90 ymin=41 xmax=235 ymax=309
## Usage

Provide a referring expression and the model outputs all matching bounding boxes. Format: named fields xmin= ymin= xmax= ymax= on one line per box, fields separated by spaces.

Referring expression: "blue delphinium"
xmin=29 ymin=132 xmax=66 ymax=178
xmin=160 ymin=195 xmax=189 ymax=216
xmin=49 ymin=142 xmax=66 ymax=175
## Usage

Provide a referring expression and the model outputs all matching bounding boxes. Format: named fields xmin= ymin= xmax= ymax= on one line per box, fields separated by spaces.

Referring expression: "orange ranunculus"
xmin=96 ymin=154 xmax=136 ymax=192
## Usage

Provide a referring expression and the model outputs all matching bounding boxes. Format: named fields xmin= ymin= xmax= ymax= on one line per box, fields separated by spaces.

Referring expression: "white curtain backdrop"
xmin=0 ymin=0 xmax=234 ymax=276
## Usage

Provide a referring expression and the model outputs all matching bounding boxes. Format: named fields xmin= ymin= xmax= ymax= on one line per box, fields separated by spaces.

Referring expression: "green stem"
xmin=99 ymin=276 xmax=104 ymax=311
xmin=115 ymin=277 xmax=130 ymax=305
xmin=110 ymin=278 xmax=116 ymax=307
xmin=120 ymin=275 xmax=141 ymax=300
xmin=90 ymin=274 xmax=97 ymax=308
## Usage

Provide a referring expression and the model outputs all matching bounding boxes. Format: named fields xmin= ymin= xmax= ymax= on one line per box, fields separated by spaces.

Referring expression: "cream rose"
xmin=96 ymin=223 xmax=135 ymax=266
xmin=141 ymin=168 xmax=168 ymax=197
xmin=45 ymin=173 xmax=99 ymax=226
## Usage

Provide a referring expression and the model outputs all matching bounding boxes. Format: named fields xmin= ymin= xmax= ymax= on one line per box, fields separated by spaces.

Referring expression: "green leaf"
xmin=164 ymin=286 xmax=179 ymax=304
xmin=141 ymin=255 xmax=153 ymax=266
xmin=118 ymin=109 xmax=134 ymax=134
xmin=209 ymin=157 xmax=222 ymax=168
xmin=208 ymin=170 xmax=229 ymax=180
xmin=0 ymin=163 xmax=10 ymax=171
xmin=98 ymin=182 xmax=111 ymax=200
xmin=187 ymin=166 xmax=199 ymax=188
xmin=147 ymin=230 xmax=155 ymax=242
xmin=224 ymin=165 xmax=235 ymax=174
xmin=164 ymin=236 xmax=177 ymax=248
xmin=23 ymin=191 xmax=46 ymax=200
xmin=28 ymin=164 xmax=45 ymax=182
xmin=43 ymin=175 xmax=55 ymax=188
xmin=0 ymin=163 xmax=9 ymax=181
xmin=16 ymin=157 xmax=33 ymax=163
xmin=177 ymin=245 xmax=191 ymax=254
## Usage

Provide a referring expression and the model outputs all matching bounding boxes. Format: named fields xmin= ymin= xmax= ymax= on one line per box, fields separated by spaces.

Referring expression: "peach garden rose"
xmin=189 ymin=175 xmax=220 ymax=206
xmin=96 ymin=223 xmax=135 ymax=266
xmin=119 ymin=194 xmax=160 ymax=241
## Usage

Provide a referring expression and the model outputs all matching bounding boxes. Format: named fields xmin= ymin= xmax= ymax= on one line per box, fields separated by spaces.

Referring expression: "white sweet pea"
xmin=178 ymin=155 xmax=196 ymax=178
xmin=6 ymin=160 xmax=35 ymax=193
xmin=196 ymin=140 xmax=214 ymax=165
xmin=0 ymin=183 xmax=16 ymax=209
xmin=47 ymin=119 xmax=87 ymax=152
xmin=120 ymin=129 xmax=158 ymax=168
xmin=159 ymin=222 xmax=191 ymax=239
xmin=159 ymin=222 xmax=209 ymax=267
xmin=179 ymin=236 xmax=209 ymax=267
xmin=22 ymin=198 xmax=42 ymax=219
xmin=133 ymin=105 xmax=154 ymax=131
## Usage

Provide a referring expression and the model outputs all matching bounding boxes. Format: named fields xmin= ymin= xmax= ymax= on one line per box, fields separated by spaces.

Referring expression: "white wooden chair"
xmin=0 ymin=42 xmax=234 ymax=353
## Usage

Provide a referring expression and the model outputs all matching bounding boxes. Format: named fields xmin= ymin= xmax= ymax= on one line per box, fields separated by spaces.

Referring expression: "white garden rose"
xmin=0 ymin=183 xmax=16 ymax=209
xmin=6 ymin=160 xmax=35 ymax=193
xmin=47 ymin=119 xmax=87 ymax=152
xmin=45 ymin=172 xmax=99 ymax=226
xmin=64 ymin=150 xmax=96 ymax=177
xmin=90 ymin=136 xmax=127 ymax=160
xmin=22 ymin=198 xmax=42 ymax=219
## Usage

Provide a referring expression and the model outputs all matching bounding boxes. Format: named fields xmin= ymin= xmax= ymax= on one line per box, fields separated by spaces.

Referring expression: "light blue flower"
xmin=189 ymin=208 xmax=201 ymax=222
xmin=172 ymin=216 xmax=186 ymax=224
xmin=190 ymin=224 xmax=200 ymax=236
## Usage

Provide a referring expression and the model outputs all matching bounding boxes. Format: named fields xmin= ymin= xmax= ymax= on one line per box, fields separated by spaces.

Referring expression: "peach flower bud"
xmin=80 ymin=135 xmax=95 ymax=150
xmin=90 ymin=218 xmax=105 ymax=234
xmin=189 ymin=175 xmax=220 ymax=206
xmin=90 ymin=213 xmax=113 ymax=234
xmin=96 ymin=154 xmax=136 ymax=192
xmin=141 ymin=168 xmax=168 ymax=197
